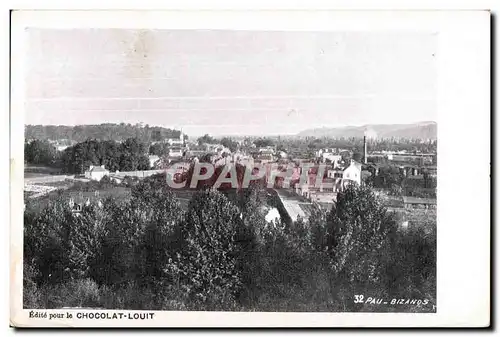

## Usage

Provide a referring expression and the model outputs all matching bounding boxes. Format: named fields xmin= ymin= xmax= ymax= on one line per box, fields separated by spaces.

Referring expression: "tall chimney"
xmin=363 ymin=135 xmax=367 ymax=164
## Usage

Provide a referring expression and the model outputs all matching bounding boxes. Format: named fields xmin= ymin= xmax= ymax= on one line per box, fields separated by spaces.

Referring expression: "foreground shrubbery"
xmin=24 ymin=176 xmax=436 ymax=312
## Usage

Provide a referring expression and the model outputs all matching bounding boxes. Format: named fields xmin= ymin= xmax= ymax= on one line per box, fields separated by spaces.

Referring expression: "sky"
xmin=25 ymin=29 xmax=437 ymax=136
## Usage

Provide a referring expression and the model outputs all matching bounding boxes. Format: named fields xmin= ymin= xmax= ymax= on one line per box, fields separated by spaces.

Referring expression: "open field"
xmin=24 ymin=165 xmax=63 ymax=178
xmin=25 ymin=185 xmax=132 ymax=212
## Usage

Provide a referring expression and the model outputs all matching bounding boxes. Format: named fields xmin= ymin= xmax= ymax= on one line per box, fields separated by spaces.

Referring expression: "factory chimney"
xmin=363 ymin=135 xmax=368 ymax=164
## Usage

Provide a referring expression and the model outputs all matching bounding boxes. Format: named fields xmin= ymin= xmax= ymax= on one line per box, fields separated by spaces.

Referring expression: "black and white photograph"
xmin=9 ymin=9 xmax=490 ymax=328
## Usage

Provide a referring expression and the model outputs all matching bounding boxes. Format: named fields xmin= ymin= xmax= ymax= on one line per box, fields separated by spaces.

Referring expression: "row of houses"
xmin=293 ymin=159 xmax=362 ymax=204
xmin=84 ymin=165 xmax=168 ymax=183
xmin=363 ymin=162 xmax=437 ymax=178
xmin=368 ymin=152 xmax=436 ymax=166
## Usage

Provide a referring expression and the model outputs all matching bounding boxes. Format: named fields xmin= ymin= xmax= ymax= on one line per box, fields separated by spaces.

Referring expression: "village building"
xmin=84 ymin=165 xmax=109 ymax=181
xmin=259 ymin=147 xmax=275 ymax=155
xmin=165 ymin=130 xmax=185 ymax=146
xmin=168 ymin=147 xmax=184 ymax=158
xmin=326 ymin=160 xmax=362 ymax=185
xmin=290 ymin=160 xmax=363 ymax=204
xmin=321 ymin=153 xmax=342 ymax=167
xmin=148 ymin=155 xmax=160 ymax=168
xmin=255 ymin=153 xmax=274 ymax=164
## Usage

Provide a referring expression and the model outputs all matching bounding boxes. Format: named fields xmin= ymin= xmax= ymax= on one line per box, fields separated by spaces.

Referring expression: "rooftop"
xmin=87 ymin=166 xmax=108 ymax=173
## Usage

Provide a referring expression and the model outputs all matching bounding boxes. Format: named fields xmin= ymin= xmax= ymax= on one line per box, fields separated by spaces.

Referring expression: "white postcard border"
xmin=10 ymin=9 xmax=490 ymax=327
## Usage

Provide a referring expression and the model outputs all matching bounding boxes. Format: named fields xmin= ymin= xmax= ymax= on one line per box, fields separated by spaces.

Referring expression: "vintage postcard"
xmin=10 ymin=10 xmax=490 ymax=328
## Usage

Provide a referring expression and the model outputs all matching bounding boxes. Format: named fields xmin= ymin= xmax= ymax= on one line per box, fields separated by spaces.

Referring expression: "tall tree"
xmin=66 ymin=203 xmax=108 ymax=280
xmin=24 ymin=140 xmax=58 ymax=166
xmin=129 ymin=176 xmax=184 ymax=288
xmin=253 ymin=138 xmax=274 ymax=148
xmin=323 ymin=184 xmax=398 ymax=294
xmin=173 ymin=190 xmax=243 ymax=310
xmin=60 ymin=138 xmax=150 ymax=173
xmin=24 ymin=197 xmax=74 ymax=284
xmin=220 ymin=137 xmax=238 ymax=152
xmin=94 ymin=198 xmax=144 ymax=286
xmin=197 ymin=134 xmax=216 ymax=145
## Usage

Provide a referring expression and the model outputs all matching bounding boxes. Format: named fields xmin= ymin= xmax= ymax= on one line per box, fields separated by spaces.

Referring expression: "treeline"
xmin=200 ymin=135 xmax=436 ymax=157
xmin=304 ymin=137 xmax=437 ymax=154
xmin=365 ymin=166 xmax=437 ymax=198
xmin=24 ymin=140 xmax=59 ymax=167
xmin=24 ymin=177 xmax=436 ymax=312
xmin=60 ymin=138 xmax=150 ymax=174
xmin=25 ymin=138 xmax=151 ymax=174
xmin=25 ymin=124 xmax=185 ymax=143
xmin=236 ymin=137 xmax=437 ymax=156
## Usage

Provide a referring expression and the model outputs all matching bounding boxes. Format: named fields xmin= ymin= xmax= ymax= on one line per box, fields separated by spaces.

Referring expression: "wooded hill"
xmin=25 ymin=123 xmax=185 ymax=143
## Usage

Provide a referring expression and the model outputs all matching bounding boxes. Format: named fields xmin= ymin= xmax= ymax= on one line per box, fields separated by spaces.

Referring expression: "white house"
xmin=265 ymin=207 xmax=281 ymax=223
xmin=165 ymin=131 xmax=185 ymax=146
xmin=341 ymin=160 xmax=362 ymax=185
xmin=84 ymin=165 xmax=109 ymax=181
xmin=327 ymin=160 xmax=362 ymax=185
xmin=167 ymin=138 xmax=184 ymax=146
xmin=148 ymin=155 xmax=160 ymax=168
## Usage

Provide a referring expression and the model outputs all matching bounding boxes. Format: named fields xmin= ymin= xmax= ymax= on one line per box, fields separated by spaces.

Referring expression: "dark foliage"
xmin=197 ymin=134 xmax=217 ymax=145
xmin=24 ymin=140 xmax=59 ymax=166
xmin=24 ymin=180 xmax=435 ymax=312
xmin=253 ymin=138 xmax=275 ymax=148
xmin=220 ymin=137 xmax=239 ymax=152
xmin=60 ymin=138 xmax=150 ymax=174
xmin=25 ymin=123 xmax=182 ymax=143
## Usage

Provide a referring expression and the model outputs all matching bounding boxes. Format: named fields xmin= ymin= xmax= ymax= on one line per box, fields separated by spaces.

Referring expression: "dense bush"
xmin=24 ymin=180 xmax=436 ymax=312
xmin=24 ymin=140 xmax=59 ymax=166
xmin=60 ymin=138 xmax=150 ymax=174
xmin=163 ymin=189 xmax=253 ymax=310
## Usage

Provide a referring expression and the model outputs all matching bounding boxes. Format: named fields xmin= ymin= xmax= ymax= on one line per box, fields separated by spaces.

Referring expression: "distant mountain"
xmin=297 ymin=121 xmax=437 ymax=139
